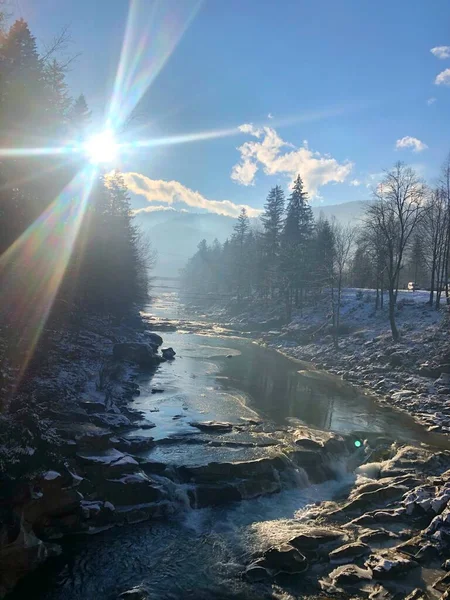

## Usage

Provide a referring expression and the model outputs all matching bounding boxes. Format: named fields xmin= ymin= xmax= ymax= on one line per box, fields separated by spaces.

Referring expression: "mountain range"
xmin=135 ymin=200 xmax=368 ymax=277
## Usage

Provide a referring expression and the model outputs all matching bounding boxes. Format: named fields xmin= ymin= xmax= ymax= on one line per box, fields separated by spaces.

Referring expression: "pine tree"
xmin=233 ymin=208 xmax=250 ymax=246
xmin=281 ymin=174 xmax=314 ymax=313
xmin=261 ymin=186 xmax=284 ymax=298
xmin=261 ymin=185 xmax=285 ymax=257
xmin=282 ymin=175 xmax=313 ymax=244
xmin=231 ymin=208 xmax=250 ymax=300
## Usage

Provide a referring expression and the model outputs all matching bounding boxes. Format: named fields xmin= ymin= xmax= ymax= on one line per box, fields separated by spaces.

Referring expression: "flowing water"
xmin=17 ymin=290 xmax=450 ymax=600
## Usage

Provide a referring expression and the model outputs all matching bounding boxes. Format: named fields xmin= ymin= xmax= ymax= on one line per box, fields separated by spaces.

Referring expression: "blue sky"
xmin=19 ymin=0 xmax=450 ymax=215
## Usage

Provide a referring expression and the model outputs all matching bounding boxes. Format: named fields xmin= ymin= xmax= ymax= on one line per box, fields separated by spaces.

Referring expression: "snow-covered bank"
xmin=202 ymin=289 xmax=450 ymax=436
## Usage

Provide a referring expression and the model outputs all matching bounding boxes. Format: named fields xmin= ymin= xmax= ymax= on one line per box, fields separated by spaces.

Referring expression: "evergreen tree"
xmin=231 ymin=208 xmax=250 ymax=300
xmin=281 ymin=174 xmax=314 ymax=314
xmin=282 ymin=175 xmax=313 ymax=244
xmin=261 ymin=186 xmax=285 ymax=297
xmin=261 ymin=185 xmax=285 ymax=257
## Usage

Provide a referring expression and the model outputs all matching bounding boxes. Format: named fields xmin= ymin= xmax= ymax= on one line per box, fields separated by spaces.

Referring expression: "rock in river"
xmin=161 ymin=347 xmax=176 ymax=360
xmin=252 ymin=543 xmax=308 ymax=576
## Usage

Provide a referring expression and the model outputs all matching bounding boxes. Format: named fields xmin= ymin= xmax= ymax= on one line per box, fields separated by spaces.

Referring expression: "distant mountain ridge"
xmin=136 ymin=200 xmax=368 ymax=277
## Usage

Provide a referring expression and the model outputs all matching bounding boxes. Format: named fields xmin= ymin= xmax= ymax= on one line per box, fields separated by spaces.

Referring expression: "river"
xmin=14 ymin=291 xmax=449 ymax=600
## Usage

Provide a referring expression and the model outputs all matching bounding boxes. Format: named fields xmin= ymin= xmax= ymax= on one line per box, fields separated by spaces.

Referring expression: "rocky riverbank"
xmin=2 ymin=300 xmax=450 ymax=600
xmin=0 ymin=312 xmax=175 ymax=597
xmin=243 ymin=440 xmax=450 ymax=599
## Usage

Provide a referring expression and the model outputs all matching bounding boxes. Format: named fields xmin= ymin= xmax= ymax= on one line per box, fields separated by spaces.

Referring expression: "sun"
xmin=84 ymin=130 xmax=119 ymax=165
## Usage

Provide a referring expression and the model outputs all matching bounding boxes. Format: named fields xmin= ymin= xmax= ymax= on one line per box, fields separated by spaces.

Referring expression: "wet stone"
xmin=365 ymin=551 xmax=419 ymax=579
xmin=289 ymin=528 xmax=345 ymax=552
xmin=259 ymin=543 xmax=308 ymax=575
xmin=329 ymin=541 xmax=371 ymax=564
xmin=326 ymin=563 xmax=372 ymax=586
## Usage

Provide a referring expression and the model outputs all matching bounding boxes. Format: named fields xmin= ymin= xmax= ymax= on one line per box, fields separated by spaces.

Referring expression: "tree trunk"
xmin=388 ymin=288 xmax=399 ymax=341
xmin=331 ymin=283 xmax=338 ymax=350
xmin=429 ymin=254 xmax=436 ymax=306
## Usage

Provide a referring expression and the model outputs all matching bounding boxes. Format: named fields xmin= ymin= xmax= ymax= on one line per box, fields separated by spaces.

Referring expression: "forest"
xmin=182 ymin=161 xmax=450 ymax=342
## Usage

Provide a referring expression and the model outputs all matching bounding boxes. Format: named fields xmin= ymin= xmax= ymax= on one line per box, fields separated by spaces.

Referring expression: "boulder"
xmin=113 ymin=343 xmax=162 ymax=368
xmin=336 ymin=484 xmax=409 ymax=514
xmin=161 ymin=347 xmax=176 ymax=360
xmin=75 ymin=425 xmax=113 ymax=450
xmin=259 ymin=543 xmax=308 ymax=575
xmin=190 ymin=421 xmax=233 ymax=433
xmin=99 ymin=473 xmax=165 ymax=506
xmin=358 ymin=528 xmax=398 ymax=544
xmin=289 ymin=528 xmax=345 ymax=553
xmin=177 ymin=456 xmax=287 ymax=484
xmin=0 ymin=526 xmax=61 ymax=598
xmin=365 ymin=551 xmax=419 ymax=579
xmin=91 ymin=413 xmax=132 ymax=430
xmin=294 ymin=437 xmax=323 ymax=450
xmin=327 ymin=564 xmax=372 ymax=586
xmin=329 ymin=541 xmax=371 ymax=564
xmin=244 ymin=564 xmax=271 ymax=582
xmin=145 ymin=332 xmax=163 ymax=347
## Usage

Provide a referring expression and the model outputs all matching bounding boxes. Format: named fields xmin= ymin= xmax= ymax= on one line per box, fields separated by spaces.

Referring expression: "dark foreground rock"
xmin=113 ymin=343 xmax=163 ymax=368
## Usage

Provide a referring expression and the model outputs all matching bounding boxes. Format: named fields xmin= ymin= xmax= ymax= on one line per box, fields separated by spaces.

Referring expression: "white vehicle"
xmin=407 ymin=282 xmax=420 ymax=291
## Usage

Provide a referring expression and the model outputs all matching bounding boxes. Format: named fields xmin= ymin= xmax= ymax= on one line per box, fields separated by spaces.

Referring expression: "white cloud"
xmin=133 ymin=205 xmax=178 ymax=214
xmin=231 ymin=123 xmax=353 ymax=197
xmin=431 ymin=46 xmax=450 ymax=59
xmin=427 ymin=97 xmax=437 ymax=105
xmin=435 ymin=68 xmax=450 ymax=85
xmin=123 ymin=172 xmax=262 ymax=218
xmin=267 ymin=113 xmax=274 ymax=119
xmin=395 ymin=136 xmax=428 ymax=153
xmin=230 ymin=159 xmax=258 ymax=186
xmin=349 ymin=179 xmax=361 ymax=186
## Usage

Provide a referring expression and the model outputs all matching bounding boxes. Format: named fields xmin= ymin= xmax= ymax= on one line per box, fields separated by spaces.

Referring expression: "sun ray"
xmin=0 ymin=165 xmax=97 ymax=383
xmin=106 ymin=0 xmax=202 ymax=132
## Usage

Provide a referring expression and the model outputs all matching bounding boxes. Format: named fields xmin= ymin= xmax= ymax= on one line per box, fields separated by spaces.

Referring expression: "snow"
xmin=43 ymin=470 xmax=61 ymax=481
xmin=77 ymin=449 xmax=138 ymax=467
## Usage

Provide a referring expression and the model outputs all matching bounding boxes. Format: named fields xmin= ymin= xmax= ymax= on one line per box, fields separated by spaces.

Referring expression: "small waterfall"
xmin=277 ymin=452 xmax=311 ymax=490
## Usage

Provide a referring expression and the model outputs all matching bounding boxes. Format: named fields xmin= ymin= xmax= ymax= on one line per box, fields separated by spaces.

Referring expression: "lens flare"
xmin=106 ymin=0 xmax=201 ymax=131
xmin=84 ymin=130 xmax=119 ymax=164
xmin=0 ymin=166 xmax=97 ymax=383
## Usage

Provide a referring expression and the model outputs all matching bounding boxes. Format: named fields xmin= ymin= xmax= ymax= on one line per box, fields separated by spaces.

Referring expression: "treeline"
xmin=182 ymin=160 xmax=450 ymax=343
xmin=0 ymin=18 xmax=150 ymax=376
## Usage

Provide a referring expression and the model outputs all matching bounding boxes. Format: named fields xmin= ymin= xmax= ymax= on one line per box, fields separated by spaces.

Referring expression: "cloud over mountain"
xmin=123 ymin=172 xmax=262 ymax=218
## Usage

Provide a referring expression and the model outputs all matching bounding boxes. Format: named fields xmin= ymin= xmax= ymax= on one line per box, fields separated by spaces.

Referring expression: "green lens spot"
xmin=354 ymin=440 xmax=362 ymax=448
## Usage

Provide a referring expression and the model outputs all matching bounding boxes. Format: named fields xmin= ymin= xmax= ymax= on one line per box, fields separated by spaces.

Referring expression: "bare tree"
xmin=331 ymin=220 xmax=356 ymax=348
xmin=422 ymin=188 xmax=447 ymax=308
xmin=365 ymin=162 xmax=425 ymax=340
xmin=439 ymin=154 xmax=450 ymax=302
